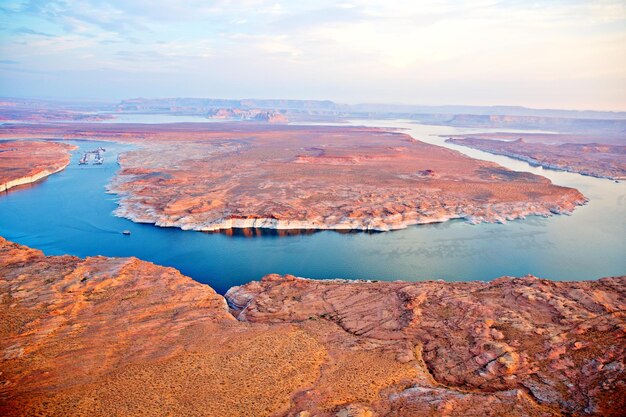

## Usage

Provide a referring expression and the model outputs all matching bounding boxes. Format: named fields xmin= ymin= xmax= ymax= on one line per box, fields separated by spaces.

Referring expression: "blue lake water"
xmin=0 ymin=120 xmax=624 ymax=294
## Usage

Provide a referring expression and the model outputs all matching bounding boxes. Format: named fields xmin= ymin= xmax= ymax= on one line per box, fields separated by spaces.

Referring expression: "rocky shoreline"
xmin=110 ymin=196 xmax=587 ymax=232
xmin=0 ymin=165 xmax=68 ymax=192
xmin=1 ymin=237 xmax=624 ymax=416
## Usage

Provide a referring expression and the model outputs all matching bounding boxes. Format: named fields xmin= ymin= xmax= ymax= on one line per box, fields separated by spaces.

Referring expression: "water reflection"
xmin=216 ymin=227 xmax=319 ymax=238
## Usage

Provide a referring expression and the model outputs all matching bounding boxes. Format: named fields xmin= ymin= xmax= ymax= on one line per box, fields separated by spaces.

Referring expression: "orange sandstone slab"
xmin=0 ymin=237 xmax=326 ymax=417
xmin=0 ymin=140 xmax=75 ymax=192
xmin=227 ymin=274 xmax=626 ymax=416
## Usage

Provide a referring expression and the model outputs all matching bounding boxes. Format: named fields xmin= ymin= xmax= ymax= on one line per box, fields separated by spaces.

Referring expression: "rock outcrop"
xmin=228 ymin=274 xmax=626 ymax=416
xmin=108 ymin=127 xmax=586 ymax=231
xmin=0 ymin=141 xmax=76 ymax=192
xmin=1 ymin=237 xmax=624 ymax=416
xmin=0 ymin=237 xmax=325 ymax=417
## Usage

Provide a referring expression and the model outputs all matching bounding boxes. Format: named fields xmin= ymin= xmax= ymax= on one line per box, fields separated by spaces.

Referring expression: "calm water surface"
xmin=0 ymin=120 xmax=624 ymax=293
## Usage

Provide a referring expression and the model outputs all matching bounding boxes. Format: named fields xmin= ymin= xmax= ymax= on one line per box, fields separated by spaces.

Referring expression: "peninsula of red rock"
xmin=0 ymin=140 xmax=75 ymax=192
xmin=0 ymin=123 xmax=586 ymax=231
xmin=447 ymin=136 xmax=626 ymax=180
xmin=1 ymin=237 xmax=624 ymax=417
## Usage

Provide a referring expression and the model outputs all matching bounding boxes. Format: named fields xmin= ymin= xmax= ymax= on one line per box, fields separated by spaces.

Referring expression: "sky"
xmin=0 ymin=0 xmax=625 ymax=110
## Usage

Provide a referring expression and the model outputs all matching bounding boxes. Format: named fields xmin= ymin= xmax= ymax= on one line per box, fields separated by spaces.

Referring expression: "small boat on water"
xmin=122 ymin=230 xmax=131 ymax=235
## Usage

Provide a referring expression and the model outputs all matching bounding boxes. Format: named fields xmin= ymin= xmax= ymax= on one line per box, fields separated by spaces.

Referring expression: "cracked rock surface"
xmin=227 ymin=274 xmax=626 ymax=416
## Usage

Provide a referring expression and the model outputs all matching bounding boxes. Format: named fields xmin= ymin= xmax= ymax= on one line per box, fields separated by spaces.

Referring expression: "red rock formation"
xmin=107 ymin=126 xmax=585 ymax=231
xmin=447 ymin=136 xmax=626 ymax=180
xmin=445 ymin=132 xmax=626 ymax=146
xmin=228 ymin=274 xmax=626 ymax=416
xmin=0 ymin=237 xmax=325 ymax=417
xmin=0 ymin=141 xmax=76 ymax=192
xmin=1 ymin=237 xmax=623 ymax=416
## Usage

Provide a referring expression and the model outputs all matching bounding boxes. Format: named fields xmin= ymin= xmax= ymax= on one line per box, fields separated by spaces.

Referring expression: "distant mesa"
xmin=113 ymin=97 xmax=626 ymax=121
xmin=206 ymin=108 xmax=288 ymax=123
xmin=439 ymin=114 xmax=626 ymax=134
xmin=0 ymin=99 xmax=114 ymax=122
xmin=116 ymin=97 xmax=336 ymax=113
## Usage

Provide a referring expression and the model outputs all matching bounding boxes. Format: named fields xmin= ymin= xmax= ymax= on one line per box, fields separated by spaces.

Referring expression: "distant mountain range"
xmin=110 ymin=98 xmax=626 ymax=133
xmin=114 ymin=97 xmax=626 ymax=120
xmin=343 ymin=103 xmax=626 ymax=120
xmin=116 ymin=98 xmax=337 ymax=114
xmin=2 ymin=97 xmax=626 ymax=133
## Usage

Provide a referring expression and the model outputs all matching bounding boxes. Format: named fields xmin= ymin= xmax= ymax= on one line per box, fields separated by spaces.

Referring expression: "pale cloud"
xmin=0 ymin=0 xmax=625 ymax=110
